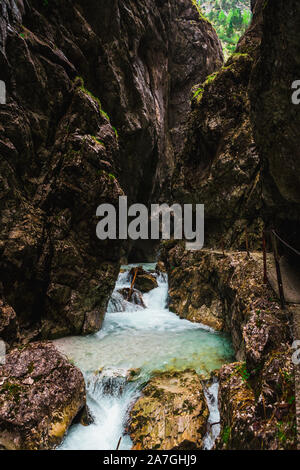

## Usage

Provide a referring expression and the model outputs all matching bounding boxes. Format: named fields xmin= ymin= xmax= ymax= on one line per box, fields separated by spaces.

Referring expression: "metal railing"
xmin=263 ymin=229 xmax=300 ymax=310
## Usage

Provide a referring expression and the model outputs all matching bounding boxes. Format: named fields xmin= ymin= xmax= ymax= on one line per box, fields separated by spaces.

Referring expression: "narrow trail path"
xmin=292 ymin=305 xmax=300 ymax=450
xmin=266 ymin=255 xmax=300 ymax=304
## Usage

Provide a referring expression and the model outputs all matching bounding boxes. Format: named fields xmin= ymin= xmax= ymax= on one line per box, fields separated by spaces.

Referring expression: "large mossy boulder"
xmin=134 ymin=274 xmax=158 ymax=293
xmin=129 ymin=369 xmax=209 ymax=450
xmin=0 ymin=342 xmax=86 ymax=450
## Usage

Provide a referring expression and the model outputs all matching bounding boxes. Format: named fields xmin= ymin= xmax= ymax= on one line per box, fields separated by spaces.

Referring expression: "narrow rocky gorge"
xmin=0 ymin=0 xmax=222 ymax=344
xmin=0 ymin=0 xmax=299 ymax=452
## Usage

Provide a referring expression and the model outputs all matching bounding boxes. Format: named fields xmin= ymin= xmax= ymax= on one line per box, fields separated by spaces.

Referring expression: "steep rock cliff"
xmin=250 ymin=0 xmax=300 ymax=250
xmin=0 ymin=0 xmax=223 ymax=341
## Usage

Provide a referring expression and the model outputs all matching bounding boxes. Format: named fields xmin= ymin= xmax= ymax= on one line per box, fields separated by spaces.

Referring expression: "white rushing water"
xmin=202 ymin=377 xmax=221 ymax=450
xmin=55 ymin=264 xmax=234 ymax=450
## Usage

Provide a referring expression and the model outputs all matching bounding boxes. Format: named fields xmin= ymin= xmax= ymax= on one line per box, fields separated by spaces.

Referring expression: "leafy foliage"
xmin=199 ymin=0 xmax=252 ymax=58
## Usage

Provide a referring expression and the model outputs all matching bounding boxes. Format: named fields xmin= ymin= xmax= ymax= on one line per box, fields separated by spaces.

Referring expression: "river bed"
xmin=54 ymin=264 xmax=234 ymax=450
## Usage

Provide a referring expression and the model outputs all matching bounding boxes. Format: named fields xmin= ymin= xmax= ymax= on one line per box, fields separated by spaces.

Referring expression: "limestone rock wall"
xmin=160 ymin=241 xmax=297 ymax=450
xmin=170 ymin=0 xmax=264 ymax=249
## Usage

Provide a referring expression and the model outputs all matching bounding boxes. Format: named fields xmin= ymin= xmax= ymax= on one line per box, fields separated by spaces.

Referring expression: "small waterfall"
xmin=107 ymin=291 xmax=145 ymax=313
xmin=116 ymin=270 xmax=131 ymax=286
xmin=202 ymin=377 xmax=221 ymax=450
xmin=59 ymin=367 xmax=141 ymax=450
xmin=87 ymin=368 xmax=130 ymax=398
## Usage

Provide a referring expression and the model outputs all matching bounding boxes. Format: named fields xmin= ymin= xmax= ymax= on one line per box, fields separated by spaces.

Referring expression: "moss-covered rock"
xmin=216 ymin=352 xmax=297 ymax=450
xmin=129 ymin=369 xmax=209 ymax=450
xmin=0 ymin=342 xmax=86 ymax=450
xmin=129 ymin=267 xmax=158 ymax=293
xmin=134 ymin=274 xmax=158 ymax=293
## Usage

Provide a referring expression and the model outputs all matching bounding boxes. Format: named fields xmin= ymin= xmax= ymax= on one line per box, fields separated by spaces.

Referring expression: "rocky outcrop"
xmin=0 ymin=342 xmax=86 ymax=450
xmin=0 ymin=0 xmax=222 ymax=342
xmin=171 ymin=0 xmax=264 ymax=249
xmin=129 ymin=369 xmax=208 ymax=450
xmin=117 ymin=288 xmax=146 ymax=309
xmin=249 ymin=0 xmax=300 ymax=250
xmin=216 ymin=353 xmax=296 ymax=450
xmin=134 ymin=274 xmax=158 ymax=293
xmin=0 ymin=300 xmax=19 ymax=347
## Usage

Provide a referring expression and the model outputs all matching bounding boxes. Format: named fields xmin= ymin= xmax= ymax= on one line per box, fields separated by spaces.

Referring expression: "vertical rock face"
xmin=173 ymin=0 xmax=300 ymax=252
xmin=171 ymin=0 xmax=264 ymax=249
xmin=0 ymin=0 xmax=223 ymax=341
xmin=250 ymin=0 xmax=300 ymax=249
xmin=216 ymin=353 xmax=296 ymax=450
xmin=55 ymin=0 xmax=223 ymax=203
xmin=0 ymin=300 xmax=19 ymax=347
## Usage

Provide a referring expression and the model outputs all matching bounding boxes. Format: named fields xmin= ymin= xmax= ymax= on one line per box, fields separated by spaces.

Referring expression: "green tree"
xmin=199 ymin=0 xmax=252 ymax=59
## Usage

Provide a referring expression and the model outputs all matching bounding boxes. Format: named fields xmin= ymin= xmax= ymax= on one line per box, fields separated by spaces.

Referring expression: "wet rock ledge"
xmin=0 ymin=342 xmax=86 ymax=450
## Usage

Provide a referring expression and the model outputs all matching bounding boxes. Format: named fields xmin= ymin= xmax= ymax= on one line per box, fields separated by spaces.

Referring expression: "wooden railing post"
xmin=245 ymin=227 xmax=250 ymax=257
xmin=221 ymin=237 xmax=225 ymax=256
xmin=262 ymin=230 xmax=267 ymax=284
xmin=271 ymin=231 xmax=286 ymax=309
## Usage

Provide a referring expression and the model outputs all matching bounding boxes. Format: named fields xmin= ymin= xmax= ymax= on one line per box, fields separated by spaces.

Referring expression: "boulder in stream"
xmin=129 ymin=369 xmax=209 ymax=450
xmin=129 ymin=267 xmax=158 ymax=293
xmin=117 ymin=288 xmax=146 ymax=308
xmin=0 ymin=342 xmax=86 ymax=450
